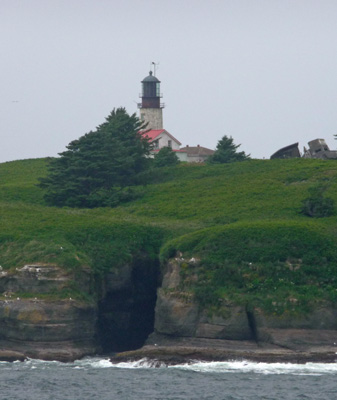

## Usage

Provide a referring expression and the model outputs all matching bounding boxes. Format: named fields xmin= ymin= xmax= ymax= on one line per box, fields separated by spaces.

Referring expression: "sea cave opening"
xmin=96 ymin=255 xmax=160 ymax=354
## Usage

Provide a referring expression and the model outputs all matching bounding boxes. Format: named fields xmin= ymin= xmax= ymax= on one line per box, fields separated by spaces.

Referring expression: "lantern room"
xmin=139 ymin=71 xmax=163 ymax=109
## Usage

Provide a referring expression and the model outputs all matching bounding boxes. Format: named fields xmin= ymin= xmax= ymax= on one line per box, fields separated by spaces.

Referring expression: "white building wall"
xmin=157 ymin=132 xmax=180 ymax=150
xmin=140 ymin=108 xmax=163 ymax=130
xmin=176 ymin=152 xmax=188 ymax=162
xmin=186 ymin=155 xmax=205 ymax=163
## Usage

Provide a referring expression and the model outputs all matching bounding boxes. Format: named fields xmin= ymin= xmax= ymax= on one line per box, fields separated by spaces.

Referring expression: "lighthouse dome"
xmin=141 ymin=71 xmax=160 ymax=83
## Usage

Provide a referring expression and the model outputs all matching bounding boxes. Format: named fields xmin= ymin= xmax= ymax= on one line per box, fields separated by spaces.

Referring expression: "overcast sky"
xmin=1 ymin=0 xmax=337 ymax=163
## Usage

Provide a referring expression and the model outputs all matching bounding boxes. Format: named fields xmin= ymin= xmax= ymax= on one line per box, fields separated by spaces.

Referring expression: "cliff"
xmin=156 ymin=257 xmax=337 ymax=346
xmin=112 ymin=257 xmax=337 ymax=364
xmin=1 ymin=255 xmax=336 ymax=363
xmin=0 ymin=257 xmax=159 ymax=361
xmin=2 ymin=158 xmax=337 ymax=362
xmin=0 ymin=264 xmax=97 ymax=361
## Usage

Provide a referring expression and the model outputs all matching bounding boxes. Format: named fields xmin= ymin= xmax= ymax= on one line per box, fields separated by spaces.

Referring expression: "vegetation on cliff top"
xmin=161 ymin=221 xmax=337 ymax=314
xmin=1 ymin=157 xmax=337 ymax=310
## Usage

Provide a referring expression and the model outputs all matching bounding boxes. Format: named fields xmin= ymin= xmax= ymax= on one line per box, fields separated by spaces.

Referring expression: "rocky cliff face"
xmin=152 ymin=259 xmax=252 ymax=341
xmin=254 ymin=306 xmax=337 ymax=350
xmin=149 ymin=258 xmax=337 ymax=352
xmin=0 ymin=264 xmax=97 ymax=361
xmin=2 ymin=255 xmax=336 ymax=362
xmin=0 ymin=256 xmax=159 ymax=361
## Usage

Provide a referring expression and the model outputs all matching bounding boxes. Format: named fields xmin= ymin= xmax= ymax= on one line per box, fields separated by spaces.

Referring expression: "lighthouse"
xmin=138 ymin=71 xmax=164 ymax=130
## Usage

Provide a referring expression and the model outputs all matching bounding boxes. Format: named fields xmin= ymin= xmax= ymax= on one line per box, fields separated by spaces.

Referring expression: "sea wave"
xmin=171 ymin=360 xmax=337 ymax=375
xmin=108 ymin=358 xmax=337 ymax=375
xmin=3 ymin=357 xmax=337 ymax=376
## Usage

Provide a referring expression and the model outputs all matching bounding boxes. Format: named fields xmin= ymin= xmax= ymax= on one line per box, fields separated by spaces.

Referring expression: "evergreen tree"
xmin=39 ymin=108 xmax=151 ymax=208
xmin=153 ymin=146 xmax=180 ymax=167
xmin=207 ymin=135 xmax=250 ymax=164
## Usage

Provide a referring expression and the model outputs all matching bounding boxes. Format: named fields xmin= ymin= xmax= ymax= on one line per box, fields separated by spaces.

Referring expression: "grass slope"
xmin=1 ymin=157 xmax=337 ymax=310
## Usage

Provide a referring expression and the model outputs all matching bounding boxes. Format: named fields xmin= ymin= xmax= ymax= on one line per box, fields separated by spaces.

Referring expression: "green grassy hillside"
xmin=1 ymin=157 xmax=337 ymax=309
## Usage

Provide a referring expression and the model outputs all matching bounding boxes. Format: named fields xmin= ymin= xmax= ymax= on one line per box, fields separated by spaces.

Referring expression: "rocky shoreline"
xmin=111 ymin=339 xmax=337 ymax=366
xmin=2 ymin=342 xmax=336 ymax=364
xmin=0 ymin=350 xmax=26 ymax=362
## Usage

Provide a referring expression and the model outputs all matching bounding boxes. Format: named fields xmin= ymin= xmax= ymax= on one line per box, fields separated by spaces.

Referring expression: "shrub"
xmin=153 ymin=147 xmax=180 ymax=168
xmin=301 ymin=185 xmax=335 ymax=217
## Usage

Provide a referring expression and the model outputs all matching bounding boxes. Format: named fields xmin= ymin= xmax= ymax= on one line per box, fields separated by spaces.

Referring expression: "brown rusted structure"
xmin=271 ymin=139 xmax=337 ymax=160
xmin=270 ymin=143 xmax=301 ymax=159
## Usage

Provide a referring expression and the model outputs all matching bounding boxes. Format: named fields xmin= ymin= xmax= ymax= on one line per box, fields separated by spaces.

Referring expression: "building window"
xmin=168 ymin=140 xmax=172 ymax=148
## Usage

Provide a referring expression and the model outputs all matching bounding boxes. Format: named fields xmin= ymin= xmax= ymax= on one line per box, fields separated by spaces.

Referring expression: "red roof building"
xmin=141 ymin=129 xmax=181 ymax=151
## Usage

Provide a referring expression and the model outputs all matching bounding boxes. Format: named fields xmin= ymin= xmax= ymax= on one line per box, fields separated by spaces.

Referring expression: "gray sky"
xmin=1 ymin=0 xmax=337 ymax=163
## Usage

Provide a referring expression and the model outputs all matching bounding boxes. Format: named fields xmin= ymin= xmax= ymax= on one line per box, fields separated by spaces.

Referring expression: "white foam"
xmin=110 ymin=358 xmax=167 ymax=369
xmin=4 ymin=356 xmax=337 ymax=375
xmin=86 ymin=358 xmax=337 ymax=375
xmin=73 ymin=357 xmax=166 ymax=369
xmin=171 ymin=360 xmax=337 ymax=375
xmin=73 ymin=357 xmax=113 ymax=369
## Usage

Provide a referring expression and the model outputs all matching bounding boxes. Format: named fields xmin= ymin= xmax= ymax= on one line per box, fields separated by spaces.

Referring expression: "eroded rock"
xmin=0 ymin=264 xmax=97 ymax=361
xmin=153 ymin=258 xmax=253 ymax=341
xmin=254 ymin=306 xmax=337 ymax=350
xmin=151 ymin=257 xmax=337 ymax=355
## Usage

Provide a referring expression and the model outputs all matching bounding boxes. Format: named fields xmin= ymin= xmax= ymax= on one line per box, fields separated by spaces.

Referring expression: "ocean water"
xmin=1 ymin=357 xmax=336 ymax=400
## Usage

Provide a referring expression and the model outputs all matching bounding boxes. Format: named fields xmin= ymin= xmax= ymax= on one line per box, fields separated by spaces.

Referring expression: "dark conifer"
xmin=39 ymin=108 xmax=151 ymax=207
xmin=207 ymin=135 xmax=250 ymax=164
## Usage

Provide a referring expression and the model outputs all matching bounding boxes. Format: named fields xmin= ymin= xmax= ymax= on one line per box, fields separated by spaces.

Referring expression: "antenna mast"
xmin=151 ymin=61 xmax=159 ymax=76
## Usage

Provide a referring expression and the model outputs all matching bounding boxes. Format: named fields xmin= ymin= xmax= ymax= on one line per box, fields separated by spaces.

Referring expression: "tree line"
xmin=39 ymin=108 xmax=250 ymax=208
